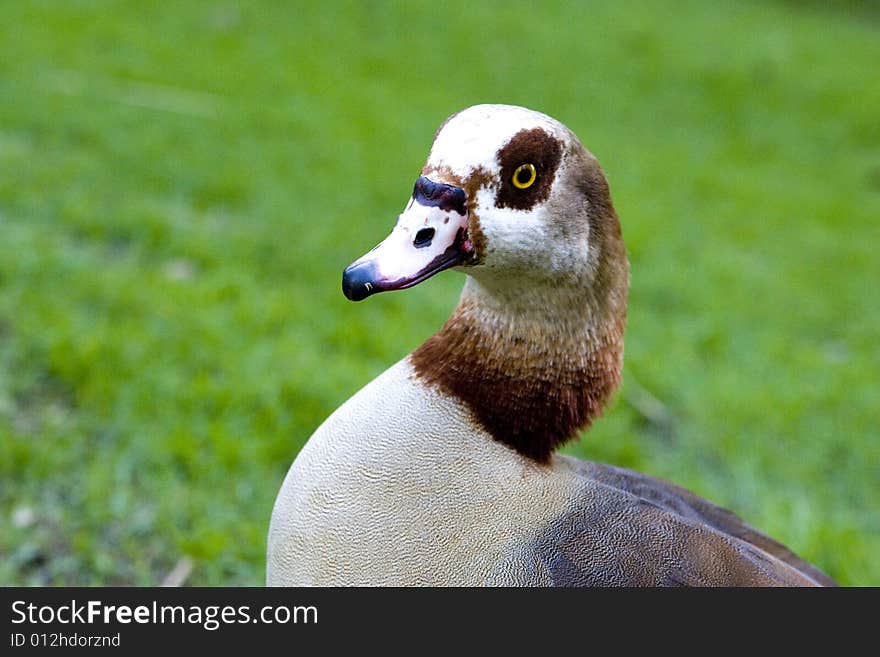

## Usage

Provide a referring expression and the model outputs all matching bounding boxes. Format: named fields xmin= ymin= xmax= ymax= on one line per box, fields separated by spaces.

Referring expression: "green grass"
xmin=1 ymin=0 xmax=877 ymax=586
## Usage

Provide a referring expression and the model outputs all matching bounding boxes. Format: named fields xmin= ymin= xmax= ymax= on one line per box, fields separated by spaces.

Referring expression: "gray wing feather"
xmin=508 ymin=457 xmax=836 ymax=587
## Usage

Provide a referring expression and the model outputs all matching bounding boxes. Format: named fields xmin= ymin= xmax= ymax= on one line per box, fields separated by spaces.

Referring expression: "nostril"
xmin=413 ymin=227 xmax=435 ymax=248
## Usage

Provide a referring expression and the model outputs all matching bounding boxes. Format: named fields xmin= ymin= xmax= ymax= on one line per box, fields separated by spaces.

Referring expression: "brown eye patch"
xmin=495 ymin=128 xmax=563 ymax=211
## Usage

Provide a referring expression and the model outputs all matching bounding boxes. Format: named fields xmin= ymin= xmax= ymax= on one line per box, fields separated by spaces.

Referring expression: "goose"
xmin=267 ymin=104 xmax=835 ymax=586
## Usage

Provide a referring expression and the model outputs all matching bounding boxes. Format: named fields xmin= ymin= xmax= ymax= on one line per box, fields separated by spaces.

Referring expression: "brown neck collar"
xmin=409 ymin=275 xmax=626 ymax=464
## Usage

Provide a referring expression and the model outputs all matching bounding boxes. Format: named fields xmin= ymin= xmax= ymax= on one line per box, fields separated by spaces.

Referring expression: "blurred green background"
xmin=1 ymin=0 xmax=877 ymax=586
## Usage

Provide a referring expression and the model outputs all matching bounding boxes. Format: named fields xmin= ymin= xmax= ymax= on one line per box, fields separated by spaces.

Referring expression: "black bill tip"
xmin=342 ymin=261 xmax=381 ymax=301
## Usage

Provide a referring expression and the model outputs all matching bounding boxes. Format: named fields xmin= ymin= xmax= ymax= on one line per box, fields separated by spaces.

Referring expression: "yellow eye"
xmin=512 ymin=163 xmax=537 ymax=189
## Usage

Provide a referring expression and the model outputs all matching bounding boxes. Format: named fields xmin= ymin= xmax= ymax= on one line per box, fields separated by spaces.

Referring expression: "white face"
xmin=342 ymin=104 xmax=594 ymax=302
xmin=426 ymin=104 xmax=569 ymax=179
xmin=426 ymin=105 xmax=592 ymax=285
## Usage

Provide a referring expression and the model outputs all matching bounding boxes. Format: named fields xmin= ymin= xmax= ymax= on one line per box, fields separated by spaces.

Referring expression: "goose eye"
xmin=512 ymin=163 xmax=537 ymax=189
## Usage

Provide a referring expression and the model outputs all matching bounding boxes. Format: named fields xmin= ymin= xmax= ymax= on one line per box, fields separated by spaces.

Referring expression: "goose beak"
xmin=342 ymin=176 xmax=474 ymax=301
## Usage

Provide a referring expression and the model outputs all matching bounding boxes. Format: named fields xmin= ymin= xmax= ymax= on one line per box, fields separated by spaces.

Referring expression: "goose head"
xmin=342 ymin=104 xmax=625 ymax=311
xmin=342 ymin=104 xmax=629 ymax=462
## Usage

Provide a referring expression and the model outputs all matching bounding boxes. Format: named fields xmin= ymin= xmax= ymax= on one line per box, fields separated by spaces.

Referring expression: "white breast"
xmin=266 ymin=359 xmax=584 ymax=586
